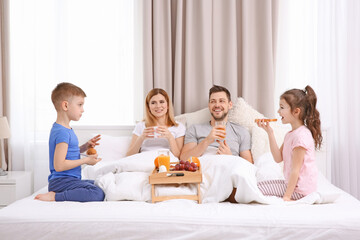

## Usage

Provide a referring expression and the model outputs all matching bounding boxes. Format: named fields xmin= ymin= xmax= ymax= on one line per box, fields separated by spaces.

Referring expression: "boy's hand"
xmin=86 ymin=154 xmax=102 ymax=165
xmin=87 ymin=134 xmax=101 ymax=148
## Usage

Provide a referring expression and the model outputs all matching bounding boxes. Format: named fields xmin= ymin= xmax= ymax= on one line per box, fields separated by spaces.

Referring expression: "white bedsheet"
xmin=0 ymin=185 xmax=360 ymax=240
xmin=1 ymin=152 xmax=359 ymax=240
xmin=91 ymin=151 xmax=340 ymax=205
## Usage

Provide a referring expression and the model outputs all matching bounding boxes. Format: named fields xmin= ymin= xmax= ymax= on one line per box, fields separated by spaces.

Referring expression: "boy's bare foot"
xmin=34 ymin=191 xmax=56 ymax=201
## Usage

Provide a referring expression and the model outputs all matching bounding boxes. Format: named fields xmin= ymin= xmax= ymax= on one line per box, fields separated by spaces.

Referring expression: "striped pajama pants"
xmin=257 ymin=179 xmax=305 ymax=200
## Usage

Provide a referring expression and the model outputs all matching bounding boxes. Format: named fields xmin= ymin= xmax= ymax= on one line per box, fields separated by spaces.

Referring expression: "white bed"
xmin=0 ymin=98 xmax=360 ymax=240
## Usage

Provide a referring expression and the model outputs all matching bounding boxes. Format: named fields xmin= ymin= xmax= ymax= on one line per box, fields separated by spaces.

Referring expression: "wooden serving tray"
xmin=149 ymin=163 xmax=202 ymax=203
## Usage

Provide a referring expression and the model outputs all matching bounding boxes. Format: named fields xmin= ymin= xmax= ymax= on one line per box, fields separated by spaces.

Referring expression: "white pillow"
xmin=251 ymin=123 xmax=290 ymax=161
xmin=174 ymin=114 xmax=187 ymax=126
xmin=227 ymin=97 xmax=290 ymax=162
xmin=175 ymin=108 xmax=211 ymax=128
xmin=94 ymin=134 xmax=132 ymax=161
xmin=228 ymin=97 xmax=265 ymax=131
xmin=255 ymin=152 xmax=284 ymax=181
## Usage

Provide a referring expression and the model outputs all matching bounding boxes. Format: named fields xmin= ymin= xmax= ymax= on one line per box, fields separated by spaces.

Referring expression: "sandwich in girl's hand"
xmin=254 ymin=119 xmax=277 ymax=123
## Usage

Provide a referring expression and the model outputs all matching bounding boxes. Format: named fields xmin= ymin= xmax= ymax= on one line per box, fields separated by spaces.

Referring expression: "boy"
xmin=35 ymin=82 xmax=105 ymax=202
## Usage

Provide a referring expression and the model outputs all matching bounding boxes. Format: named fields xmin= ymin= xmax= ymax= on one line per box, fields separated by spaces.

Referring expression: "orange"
xmin=87 ymin=148 xmax=97 ymax=155
xmin=187 ymin=156 xmax=200 ymax=167
xmin=154 ymin=157 xmax=159 ymax=168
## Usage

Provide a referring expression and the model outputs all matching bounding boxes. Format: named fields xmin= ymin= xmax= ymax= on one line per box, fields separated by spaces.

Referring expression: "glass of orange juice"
xmin=215 ymin=121 xmax=226 ymax=141
xmin=158 ymin=150 xmax=170 ymax=172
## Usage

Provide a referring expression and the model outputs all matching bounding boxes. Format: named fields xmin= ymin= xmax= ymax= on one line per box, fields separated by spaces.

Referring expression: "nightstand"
xmin=0 ymin=171 xmax=32 ymax=208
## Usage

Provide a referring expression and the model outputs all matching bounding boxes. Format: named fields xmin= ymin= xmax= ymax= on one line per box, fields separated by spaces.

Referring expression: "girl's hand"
xmin=156 ymin=126 xmax=173 ymax=140
xmin=216 ymin=140 xmax=232 ymax=155
xmin=86 ymin=134 xmax=101 ymax=149
xmin=256 ymin=120 xmax=274 ymax=134
xmin=86 ymin=154 xmax=102 ymax=166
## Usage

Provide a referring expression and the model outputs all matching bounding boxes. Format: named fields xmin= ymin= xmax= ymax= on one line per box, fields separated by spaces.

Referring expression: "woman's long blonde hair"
xmin=144 ymin=88 xmax=178 ymax=127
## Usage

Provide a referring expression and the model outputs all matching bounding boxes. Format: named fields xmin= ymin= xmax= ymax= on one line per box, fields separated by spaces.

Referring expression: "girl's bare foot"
xmin=34 ymin=191 xmax=56 ymax=201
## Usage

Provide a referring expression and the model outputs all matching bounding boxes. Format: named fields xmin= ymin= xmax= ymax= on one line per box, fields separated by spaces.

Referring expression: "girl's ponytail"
xmin=304 ymin=85 xmax=322 ymax=149
xmin=281 ymin=85 xmax=323 ymax=149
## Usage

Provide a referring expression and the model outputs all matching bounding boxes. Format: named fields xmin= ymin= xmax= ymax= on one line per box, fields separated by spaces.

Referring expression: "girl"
xmin=257 ymin=85 xmax=322 ymax=201
xmin=126 ymin=88 xmax=185 ymax=158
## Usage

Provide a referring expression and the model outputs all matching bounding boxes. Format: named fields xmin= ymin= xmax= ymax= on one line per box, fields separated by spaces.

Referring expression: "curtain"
xmin=140 ymin=0 xmax=278 ymax=117
xmin=317 ymin=0 xmax=360 ymax=199
xmin=276 ymin=0 xmax=360 ymax=199
xmin=0 ymin=0 xmax=10 ymax=170
xmin=8 ymin=0 xmax=137 ymax=191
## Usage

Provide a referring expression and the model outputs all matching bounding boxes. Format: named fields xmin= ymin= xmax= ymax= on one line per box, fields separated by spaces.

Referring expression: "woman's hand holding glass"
xmin=141 ymin=126 xmax=172 ymax=141
xmin=156 ymin=126 xmax=173 ymax=140
xmin=142 ymin=127 xmax=158 ymax=139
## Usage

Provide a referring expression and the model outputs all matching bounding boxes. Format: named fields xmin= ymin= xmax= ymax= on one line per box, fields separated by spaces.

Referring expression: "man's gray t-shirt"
xmin=184 ymin=121 xmax=251 ymax=156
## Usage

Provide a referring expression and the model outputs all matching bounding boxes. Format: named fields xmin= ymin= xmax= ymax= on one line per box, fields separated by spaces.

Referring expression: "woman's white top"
xmin=132 ymin=121 xmax=186 ymax=152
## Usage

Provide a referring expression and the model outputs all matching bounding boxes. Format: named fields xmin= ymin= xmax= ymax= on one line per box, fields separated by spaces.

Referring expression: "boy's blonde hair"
xmin=51 ymin=82 xmax=86 ymax=111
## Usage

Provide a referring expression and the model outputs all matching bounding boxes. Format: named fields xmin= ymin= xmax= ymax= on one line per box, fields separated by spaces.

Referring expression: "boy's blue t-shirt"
xmin=48 ymin=122 xmax=81 ymax=181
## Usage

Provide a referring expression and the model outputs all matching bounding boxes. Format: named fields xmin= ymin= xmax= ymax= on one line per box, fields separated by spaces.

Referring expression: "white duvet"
xmin=83 ymin=151 xmax=340 ymax=205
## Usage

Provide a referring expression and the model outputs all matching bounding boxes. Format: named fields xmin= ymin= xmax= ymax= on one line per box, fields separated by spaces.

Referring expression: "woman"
xmin=126 ymin=88 xmax=185 ymax=157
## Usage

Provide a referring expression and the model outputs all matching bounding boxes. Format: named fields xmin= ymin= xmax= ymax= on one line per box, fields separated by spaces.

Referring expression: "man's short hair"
xmin=209 ymin=85 xmax=231 ymax=102
xmin=51 ymin=82 xmax=86 ymax=111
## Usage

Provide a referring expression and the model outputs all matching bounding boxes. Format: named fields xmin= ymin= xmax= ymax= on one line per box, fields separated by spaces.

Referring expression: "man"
xmin=180 ymin=85 xmax=253 ymax=164
xmin=180 ymin=85 xmax=253 ymax=203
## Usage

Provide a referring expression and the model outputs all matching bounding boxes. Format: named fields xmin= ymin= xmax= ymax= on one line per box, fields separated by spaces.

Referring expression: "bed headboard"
xmin=74 ymin=125 xmax=134 ymax=143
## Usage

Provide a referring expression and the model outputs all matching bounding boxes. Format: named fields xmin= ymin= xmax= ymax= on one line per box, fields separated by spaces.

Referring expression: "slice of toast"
xmin=254 ymin=119 xmax=277 ymax=123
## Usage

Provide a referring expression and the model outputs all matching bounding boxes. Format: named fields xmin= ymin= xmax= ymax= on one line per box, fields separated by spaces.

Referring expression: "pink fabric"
xmin=282 ymin=126 xmax=318 ymax=195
